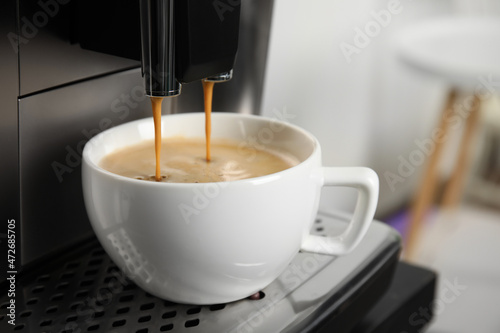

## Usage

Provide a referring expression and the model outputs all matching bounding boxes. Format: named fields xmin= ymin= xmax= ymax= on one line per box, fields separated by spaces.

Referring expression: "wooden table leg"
xmin=405 ymin=89 xmax=457 ymax=260
xmin=441 ymin=95 xmax=481 ymax=208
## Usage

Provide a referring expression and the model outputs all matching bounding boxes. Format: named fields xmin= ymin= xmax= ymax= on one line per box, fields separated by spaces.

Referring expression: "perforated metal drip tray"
xmin=1 ymin=212 xmax=400 ymax=333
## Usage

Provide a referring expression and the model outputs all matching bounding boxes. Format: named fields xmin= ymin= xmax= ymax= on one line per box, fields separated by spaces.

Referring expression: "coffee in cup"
xmin=99 ymin=136 xmax=299 ymax=183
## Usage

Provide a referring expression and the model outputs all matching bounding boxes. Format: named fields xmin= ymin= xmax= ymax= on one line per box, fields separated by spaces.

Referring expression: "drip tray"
xmin=0 ymin=211 xmax=400 ymax=333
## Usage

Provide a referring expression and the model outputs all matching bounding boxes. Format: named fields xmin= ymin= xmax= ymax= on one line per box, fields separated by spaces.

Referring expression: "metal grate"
xmin=0 ymin=243 xmax=241 ymax=333
xmin=0 ymin=213 xmax=400 ymax=333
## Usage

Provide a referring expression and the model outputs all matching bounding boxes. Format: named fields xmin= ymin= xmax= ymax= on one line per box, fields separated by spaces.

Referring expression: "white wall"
xmin=260 ymin=0 xmax=457 ymax=217
xmin=452 ymin=0 xmax=500 ymax=15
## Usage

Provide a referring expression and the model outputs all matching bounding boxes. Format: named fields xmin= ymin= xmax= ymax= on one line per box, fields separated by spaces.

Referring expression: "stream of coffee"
xmin=202 ymin=80 xmax=215 ymax=162
xmin=150 ymin=97 xmax=163 ymax=181
xmin=150 ymin=80 xmax=215 ymax=181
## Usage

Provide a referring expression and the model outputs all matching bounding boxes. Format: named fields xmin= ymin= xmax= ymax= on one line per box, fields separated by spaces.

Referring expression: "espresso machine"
xmin=0 ymin=1 xmax=435 ymax=332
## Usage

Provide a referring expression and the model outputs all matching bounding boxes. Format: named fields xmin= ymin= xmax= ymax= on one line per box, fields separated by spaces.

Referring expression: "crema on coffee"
xmin=99 ymin=136 xmax=299 ymax=183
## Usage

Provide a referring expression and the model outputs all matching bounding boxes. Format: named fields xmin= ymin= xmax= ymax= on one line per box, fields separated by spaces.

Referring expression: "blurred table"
xmin=394 ymin=17 xmax=500 ymax=259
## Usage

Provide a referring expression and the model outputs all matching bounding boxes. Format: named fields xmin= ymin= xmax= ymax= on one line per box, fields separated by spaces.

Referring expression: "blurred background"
xmin=261 ymin=0 xmax=500 ymax=332
xmin=3 ymin=0 xmax=500 ymax=331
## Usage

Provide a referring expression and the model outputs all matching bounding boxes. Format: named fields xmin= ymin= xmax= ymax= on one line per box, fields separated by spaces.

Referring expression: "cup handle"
xmin=300 ymin=167 xmax=379 ymax=255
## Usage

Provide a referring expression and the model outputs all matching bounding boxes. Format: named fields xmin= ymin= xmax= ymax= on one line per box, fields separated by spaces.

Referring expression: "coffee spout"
xmin=139 ymin=0 xmax=181 ymax=97
xmin=203 ymin=70 xmax=233 ymax=83
xmin=139 ymin=0 xmax=240 ymax=98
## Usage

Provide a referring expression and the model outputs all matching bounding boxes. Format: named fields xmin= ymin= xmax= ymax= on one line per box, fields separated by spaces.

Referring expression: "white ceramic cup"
xmin=82 ymin=112 xmax=379 ymax=304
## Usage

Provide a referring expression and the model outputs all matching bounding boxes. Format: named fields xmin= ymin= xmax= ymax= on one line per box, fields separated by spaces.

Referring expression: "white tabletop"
xmin=395 ymin=17 xmax=500 ymax=91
